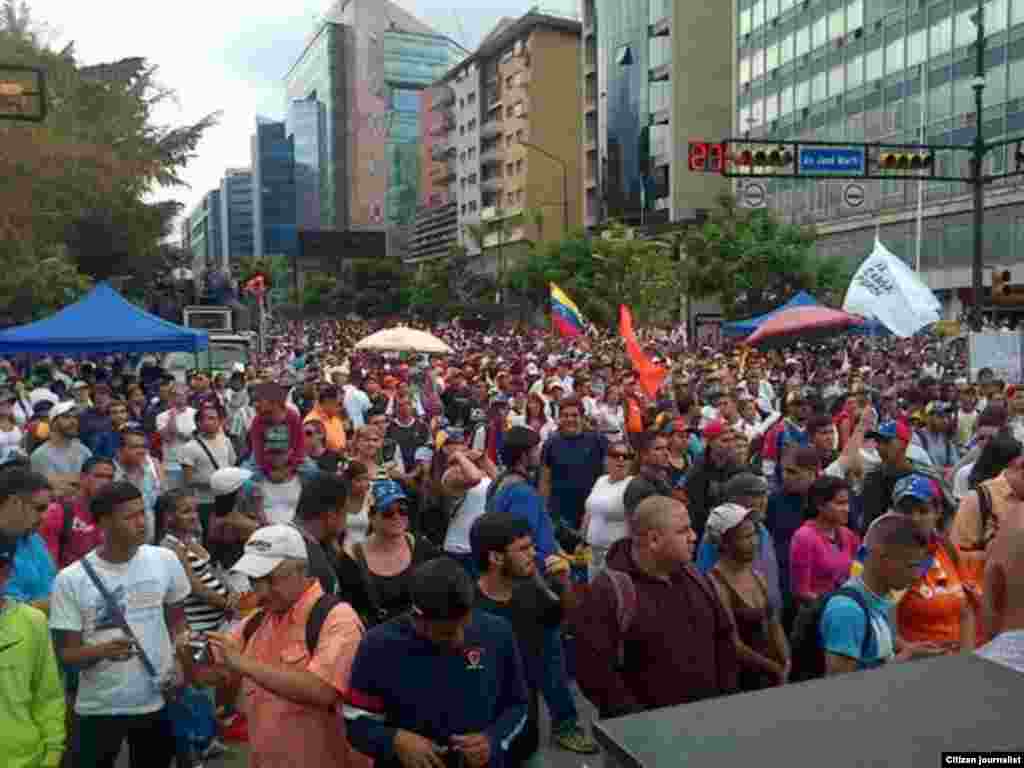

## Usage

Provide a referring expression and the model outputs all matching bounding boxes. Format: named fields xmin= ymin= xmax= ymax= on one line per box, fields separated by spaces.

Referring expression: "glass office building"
xmin=220 ymin=168 xmax=254 ymax=269
xmin=288 ymin=97 xmax=325 ymax=232
xmin=737 ymin=0 xmax=1024 ymax=302
xmin=252 ymin=119 xmax=298 ymax=259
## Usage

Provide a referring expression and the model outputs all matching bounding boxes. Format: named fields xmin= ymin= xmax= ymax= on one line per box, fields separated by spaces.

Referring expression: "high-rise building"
xmin=734 ymin=0 xmax=1024 ymax=313
xmin=420 ymin=12 xmax=583 ymax=269
xmin=187 ymin=189 xmax=222 ymax=276
xmin=282 ymin=0 xmax=465 ymax=243
xmin=406 ymin=87 xmax=460 ymax=264
xmin=288 ymin=96 xmax=326 ymax=232
xmin=220 ymin=168 xmax=254 ymax=271
xmin=252 ymin=118 xmax=298 ymax=260
xmin=582 ymin=0 xmax=732 ymax=229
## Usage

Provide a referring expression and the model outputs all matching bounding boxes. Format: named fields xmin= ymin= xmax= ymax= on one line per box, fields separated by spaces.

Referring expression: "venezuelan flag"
xmin=550 ymin=283 xmax=585 ymax=338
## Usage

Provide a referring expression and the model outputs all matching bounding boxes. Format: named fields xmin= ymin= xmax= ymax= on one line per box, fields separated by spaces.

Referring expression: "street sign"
xmin=798 ymin=146 xmax=866 ymax=177
xmin=742 ymin=182 xmax=766 ymax=208
xmin=843 ymin=183 xmax=865 ymax=208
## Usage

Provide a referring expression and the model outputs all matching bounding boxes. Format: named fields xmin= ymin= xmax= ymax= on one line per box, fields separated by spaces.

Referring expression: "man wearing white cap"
xmin=203 ymin=525 xmax=366 ymax=768
xmin=30 ymin=402 xmax=92 ymax=498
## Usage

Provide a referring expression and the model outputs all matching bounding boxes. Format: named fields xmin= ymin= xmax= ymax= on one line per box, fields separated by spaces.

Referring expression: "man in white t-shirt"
xmin=49 ymin=481 xmax=190 ymax=768
xmin=256 ymin=424 xmax=304 ymax=525
xmin=180 ymin=403 xmax=237 ymax=526
xmin=441 ymin=449 xmax=495 ymax=575
xmin=155 ymin=383 xmax=197 ymax=490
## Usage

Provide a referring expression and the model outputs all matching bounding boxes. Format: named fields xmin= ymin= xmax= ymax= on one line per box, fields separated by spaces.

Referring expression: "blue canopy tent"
xmin=721 ymin=291 xmax=819 ymax=337
xmin=0 ymin=282 xmax=208 ymax=354
xmin=722 ymin=290 xmax=890 ymax=338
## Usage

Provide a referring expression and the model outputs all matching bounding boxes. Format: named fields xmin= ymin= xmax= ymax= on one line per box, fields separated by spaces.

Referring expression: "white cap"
xmin=50 ymin=401 xmax=78 ymax=419
xmin=705 ymin=503 xmax=752 ymax=542
xmin=231 ymin=525 xmax=308 ymax=579
xmin=210 ymin=467 xmax=253 ymax=496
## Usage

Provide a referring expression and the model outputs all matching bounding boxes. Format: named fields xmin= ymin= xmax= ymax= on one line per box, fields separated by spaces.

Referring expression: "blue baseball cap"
xmin=866 ymin=420 xmax=912 ymax=443
xmin=893 ymin=473 xmax=937 ymax=505
xmin=372 ymin=480 xmax=408 ymax=513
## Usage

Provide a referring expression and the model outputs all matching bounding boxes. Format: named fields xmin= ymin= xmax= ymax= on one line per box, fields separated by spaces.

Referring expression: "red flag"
xmin=619 ymin=305 xmax=667 ymax=399
xmin=244 ymin=273 xmax=266 ymax=297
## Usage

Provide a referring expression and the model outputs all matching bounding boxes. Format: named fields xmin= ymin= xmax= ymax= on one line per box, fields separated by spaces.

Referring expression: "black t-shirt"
xmin=386 ymin=420 xmax=430 ymax=470
xmin=312 ymin=450 xmax=341 ymax=475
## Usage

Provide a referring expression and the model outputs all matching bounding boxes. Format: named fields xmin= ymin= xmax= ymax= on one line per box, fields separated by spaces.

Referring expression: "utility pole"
xmin=521 ymin=141 xmax=569 ymax=236
xmin=970 ymin=0 xmax=987 ymax=331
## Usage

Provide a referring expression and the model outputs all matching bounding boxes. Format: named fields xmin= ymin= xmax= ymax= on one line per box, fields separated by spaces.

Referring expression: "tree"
xmin=301 ymin=272 xmax=337 ymax=309
xmin=0 ymin=2 xmax=218 ymax=305
xmin=505 ymin=223 xmax=682 ymax=327
xmin=407 ymin=244 xmax=496 ymax=319
xmin=680 ymin=193 xmax=853 ymax=320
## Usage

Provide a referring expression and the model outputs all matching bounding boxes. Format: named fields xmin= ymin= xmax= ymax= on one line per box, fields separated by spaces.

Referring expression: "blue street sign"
xmin=798 ymin=146 xmax=866 ymax=176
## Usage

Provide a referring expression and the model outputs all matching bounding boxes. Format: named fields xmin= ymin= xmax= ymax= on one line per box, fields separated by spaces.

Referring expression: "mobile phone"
xmin=188 ymin=632 xmax=211 ymax=664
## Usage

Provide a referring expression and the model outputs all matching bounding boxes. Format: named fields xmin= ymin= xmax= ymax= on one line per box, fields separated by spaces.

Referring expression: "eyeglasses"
xmin=609 ymin=452 xmax=632 ymax=460
xmin=377 ymin=505 xmax=409 ymax=519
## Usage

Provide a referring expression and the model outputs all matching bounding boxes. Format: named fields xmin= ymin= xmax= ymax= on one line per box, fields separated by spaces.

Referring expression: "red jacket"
xmin=573 ymin=539 xmax=738 ymax=718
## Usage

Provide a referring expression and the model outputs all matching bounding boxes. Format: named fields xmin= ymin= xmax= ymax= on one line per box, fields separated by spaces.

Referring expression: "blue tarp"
xmin=0 ymin=282 xmax=209 ymax=354
xmin=721 ymin=291 xmax=819 ymax=337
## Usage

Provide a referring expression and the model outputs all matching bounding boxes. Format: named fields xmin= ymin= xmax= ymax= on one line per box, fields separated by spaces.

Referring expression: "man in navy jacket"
xmin=345 ymin=558 xmax=529 ymax=768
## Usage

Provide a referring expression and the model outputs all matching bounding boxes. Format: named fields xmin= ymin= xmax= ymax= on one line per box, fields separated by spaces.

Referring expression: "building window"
xmin=459 ymin=98 xmax=464 ymax=109
xmin=469 ymin=173 xmax=478 ymax=184
xmin=468 ymin=147 xmax=476 ymax=159
xmin=506 ymin=162 xmax=515 ymax=175
xmin=515 ymin=158 xmax=523 ymax=174
xmin=460 ymin=151 xmax=466 ymax=163
xmin=506 ymin=134 xmax=514 ymax=147
xmin=506 ymin=105 xmax=514 ymax=118
xmin=467 ymin=92 xmax=476 ymax=104
xmin=461 ymin=178 xmax=466 ymax=190
xmin=460 ymin=125 xmax=465 ymax=136
xmin=506 ymin=75 xmax=514 ymax=88
xmin=461 ymin=204 xmax=467 ymax=214
xmin=516 ymin=128 xmax=524 ymax=142
xmin=469 ymin=201 xmax=477 ymax=212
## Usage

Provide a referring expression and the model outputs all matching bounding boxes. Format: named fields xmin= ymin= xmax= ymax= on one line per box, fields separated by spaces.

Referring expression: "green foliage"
xmin=0 ymin=0 xmax=218 ymax=314
xmin=680 ymin=193 xmax=853 ymax=320
xmin=406 ymin=245 xmax=496 ymax=319
xmin=301 ymin=272 xmax=337 ymax=309
xmin=506 ymin=223 xmax=682 ymax=327
xmin=0 ymin=241 xmax=91 ymax=325
xmin=331 ymin=257 xmax=407 ymax=317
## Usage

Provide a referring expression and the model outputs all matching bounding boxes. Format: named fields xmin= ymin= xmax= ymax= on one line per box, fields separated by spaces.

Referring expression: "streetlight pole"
xmin=970 ymin=0 xmax=987 ymax=331
xmin=521 ymin=141 xmax=569 ymax=236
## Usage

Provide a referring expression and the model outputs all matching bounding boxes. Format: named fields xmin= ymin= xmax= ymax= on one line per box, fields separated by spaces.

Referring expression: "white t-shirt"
xmin=260 ymin=475 xmax=303 ymax=524
xmin=49 ymin=546 xmax=190 ymax=716
xmin=0 ymin=424 xmax=22 ymax=450
xmin=155 ymin=408 xmax=198 ymax=471
xmin=585 ymin=474 xmax=632 ymax=550
xmin=179 ymin=433 xmax=237 ymax=503
xmin=443 ymin=478 xmax=493 ymax=555
xmin=343 ymin=386 xmax=372 ymax=429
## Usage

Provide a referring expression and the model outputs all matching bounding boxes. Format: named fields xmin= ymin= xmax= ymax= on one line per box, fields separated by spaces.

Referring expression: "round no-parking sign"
xmin=844 ymin=183 xmax=865 ymax=208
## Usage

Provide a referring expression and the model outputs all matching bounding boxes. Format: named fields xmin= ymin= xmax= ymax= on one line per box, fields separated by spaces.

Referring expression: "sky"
xmin=27 ymin=0 xmax=578 ymax=234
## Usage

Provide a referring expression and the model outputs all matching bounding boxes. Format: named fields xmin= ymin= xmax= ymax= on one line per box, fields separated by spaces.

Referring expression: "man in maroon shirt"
xmin=38 ymin=455 xmax=115 ymax=569
xmin=574 ymin=495 xmax=738 ymax=717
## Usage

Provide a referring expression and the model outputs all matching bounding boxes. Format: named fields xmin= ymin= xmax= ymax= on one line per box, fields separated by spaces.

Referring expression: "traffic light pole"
xmin=970 ymin=0 xmax=987 ymax=332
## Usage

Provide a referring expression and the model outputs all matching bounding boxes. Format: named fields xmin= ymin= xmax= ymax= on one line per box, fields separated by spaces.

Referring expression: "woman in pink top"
xmin=789 ymin=476 xmax=860 ymax=606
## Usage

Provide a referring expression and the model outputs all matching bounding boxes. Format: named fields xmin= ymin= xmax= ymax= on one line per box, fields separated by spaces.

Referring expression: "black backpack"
xmin=789 ymin=586 xmax=874 ymax=682
xmin=241 ymin=593 xmax=345 ymax=654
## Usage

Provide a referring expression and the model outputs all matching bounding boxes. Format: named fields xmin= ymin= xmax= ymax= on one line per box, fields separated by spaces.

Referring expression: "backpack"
xmin=788 ymin=586 xmax=874 ymax=682
xmin=602 ymin=569 xmax=638 ymax=668
xmin=241 ymin=593 xmax=345 ymax=655
xmin=977 ymin=482 xmax=995 ymax=548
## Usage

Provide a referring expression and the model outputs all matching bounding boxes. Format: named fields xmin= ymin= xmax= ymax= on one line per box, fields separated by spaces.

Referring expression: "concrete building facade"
xmin=422 ymin=13 xmax=583 ymax=271
xmin=733 ymin=0 xmax=1024 ymax=316
xmin=582 ymin=0 xmax=732 ymax=229
xmin=219 ymin=168 xmax=254 ymax=272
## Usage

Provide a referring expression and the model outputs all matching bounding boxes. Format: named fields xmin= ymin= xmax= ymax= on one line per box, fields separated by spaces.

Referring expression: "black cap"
xmin=410 ymin=558 xmax=475 ymax=621
xmin=500 ymin=426 xmax=541 ymax=466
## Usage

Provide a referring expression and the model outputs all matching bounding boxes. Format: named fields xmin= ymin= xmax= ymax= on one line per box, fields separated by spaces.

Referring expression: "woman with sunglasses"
xmin=581 ymin=441 xmax=633 ymax=580
xmin=304 ymin=419 xmax=341 ymax=475
xmin=337 ymin=480 xmax=440 ymax=627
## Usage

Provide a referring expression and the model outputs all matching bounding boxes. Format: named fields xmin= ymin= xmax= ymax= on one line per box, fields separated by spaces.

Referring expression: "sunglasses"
xmin=609 ymin=451 xmax=632 ymax=459
xmin=378 ymin=505 xmax=409 ymax=519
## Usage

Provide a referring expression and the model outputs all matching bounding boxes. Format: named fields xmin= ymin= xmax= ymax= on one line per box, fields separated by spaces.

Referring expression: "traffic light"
xmin=731 ymin=145 xmax=793 ymax=172
xmin=878 ymin=150 xmax=933 ymax=173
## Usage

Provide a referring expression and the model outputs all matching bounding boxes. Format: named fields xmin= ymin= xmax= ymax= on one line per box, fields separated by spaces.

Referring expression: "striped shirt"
xmin=160 ymin=534 xmax=228 ymax=632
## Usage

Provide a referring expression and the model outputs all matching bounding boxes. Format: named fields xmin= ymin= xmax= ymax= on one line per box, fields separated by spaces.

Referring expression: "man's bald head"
xmin=631 ymin=495 xmax=684 ymax=537
xmin=983 ymin=527 xmax=1024 ymax=638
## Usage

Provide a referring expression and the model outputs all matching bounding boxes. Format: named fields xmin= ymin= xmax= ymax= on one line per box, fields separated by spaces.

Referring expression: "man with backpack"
xmin=203 ymin=524 xmax=366 ymax=768
xmin=800 ymin=513 xmax=946 ymax=678
xmin=574 ymin=495 xmax=738 ymax=718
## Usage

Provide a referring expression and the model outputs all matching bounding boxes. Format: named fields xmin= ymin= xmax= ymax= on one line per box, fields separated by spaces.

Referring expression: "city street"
xmin=116 ymin=686 xmax=602 ymax=768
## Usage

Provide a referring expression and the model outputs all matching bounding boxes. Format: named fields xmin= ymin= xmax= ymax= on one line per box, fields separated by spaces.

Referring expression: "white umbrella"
xmin=354 ymin=326 xmax=453 ymax=354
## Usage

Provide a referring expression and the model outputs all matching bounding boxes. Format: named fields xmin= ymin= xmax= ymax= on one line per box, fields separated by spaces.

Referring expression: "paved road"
xmin=117 ymin=686 xmax=602 ymax=768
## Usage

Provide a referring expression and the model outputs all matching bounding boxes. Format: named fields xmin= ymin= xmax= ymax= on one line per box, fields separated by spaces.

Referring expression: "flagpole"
xmin=915 ymin=63 xmax=926 ymax=272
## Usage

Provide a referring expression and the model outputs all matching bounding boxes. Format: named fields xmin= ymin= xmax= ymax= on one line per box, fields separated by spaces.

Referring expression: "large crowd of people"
xmin=1 ymin=315 xmax=1023 ymax=768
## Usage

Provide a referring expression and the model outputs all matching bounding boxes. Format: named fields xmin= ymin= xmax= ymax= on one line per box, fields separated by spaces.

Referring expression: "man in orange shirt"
xmin=304 ymin=385 xmax=347 ymax=454
xmin=202 ymin=526 xmax=367 ymax=768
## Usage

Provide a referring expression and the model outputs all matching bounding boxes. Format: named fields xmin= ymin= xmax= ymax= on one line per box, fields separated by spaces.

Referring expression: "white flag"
xmin=843 ymin=238 xmax=941 ymax=338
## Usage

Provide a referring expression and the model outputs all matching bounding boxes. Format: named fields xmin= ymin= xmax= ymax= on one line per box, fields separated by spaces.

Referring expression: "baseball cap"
xmin=865 ymin=420 xmax=911 ymax=443
xmin=210 ymin=467 xmax=254 ymax=496
xmin=372 ymin=479 xmax=408 ymax=513
xmin=500 ymin=426 xmax=541 ymax=466
xmin=264 ymin=424 xmax=292 ymax=452
xmin=705 ymin=503 xmax=752 ymax=541
xmin=893 ymin=473 xmax=937 ymax=505
xmin=50 ymin=401 xmax=78 ymax=420
xmin=414 ymin=446 xmax=434 ymax=465
xmin=231 ymin=525 xmax=308 ymax=579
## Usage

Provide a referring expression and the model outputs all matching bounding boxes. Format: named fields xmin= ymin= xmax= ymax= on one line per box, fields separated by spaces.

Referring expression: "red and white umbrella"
xmin=745 ymin=306 xmax=864 ymax=348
